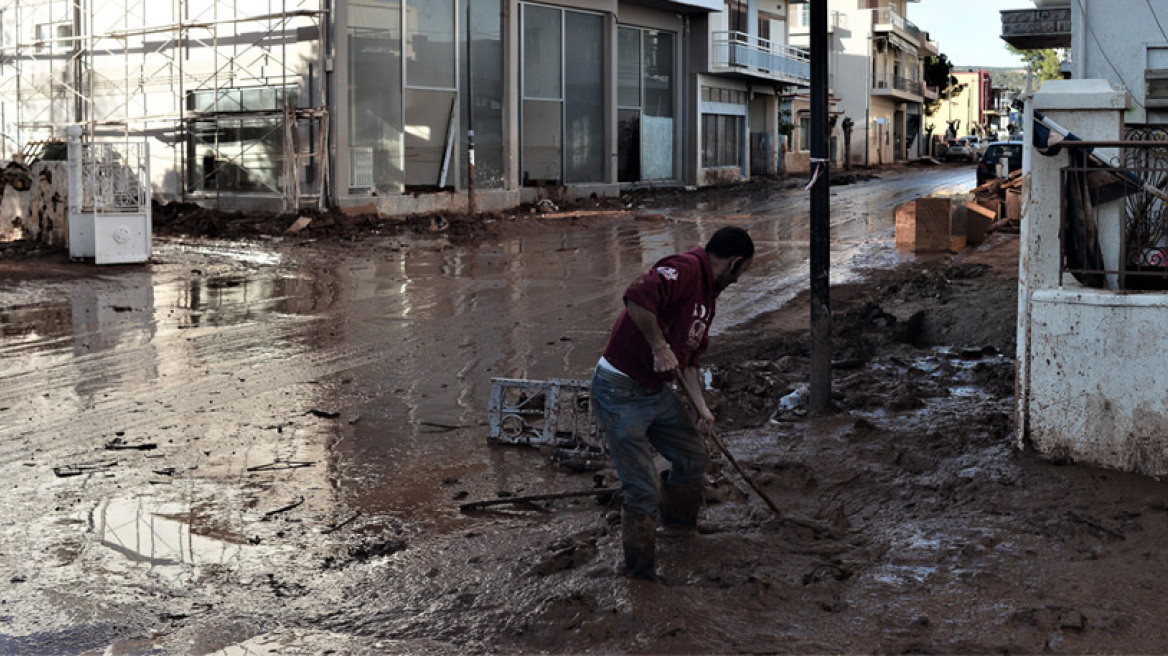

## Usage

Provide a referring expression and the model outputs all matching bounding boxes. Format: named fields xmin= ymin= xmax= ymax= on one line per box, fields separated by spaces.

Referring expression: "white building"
xmin=0 ymin=0 xmax=811 ymax=218
xmin=692 ymin=1 xmax=810 ymax=182
xmin=1005 ymin=0 xmax=1168 ymax=475
xmin=788 ymin=0 xmax=939 ymax=169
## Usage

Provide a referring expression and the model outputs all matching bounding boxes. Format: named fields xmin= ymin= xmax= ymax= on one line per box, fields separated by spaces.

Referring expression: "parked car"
xmin=976 ymin=141 xmax=1024 ymax=186
xmin=942 ymin=137 xmax=978 ymax=163
xmin=962 ymin=135 xmax=986 ymax=157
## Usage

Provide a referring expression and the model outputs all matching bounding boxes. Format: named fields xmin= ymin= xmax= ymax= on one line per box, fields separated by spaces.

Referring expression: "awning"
xmin=886 ymin=33 xmax=917 ymax=53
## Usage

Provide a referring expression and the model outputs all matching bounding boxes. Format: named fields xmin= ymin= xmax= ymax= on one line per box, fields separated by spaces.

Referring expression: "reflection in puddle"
xmin=166 ymin=240 xmax=284 ymax=267
xmin=72 ymin=282 xmax=155 ymax=355
xmin=948 ymin=386 xmax=983 ymax=398
xmin=94 ymin=496 xmax=246 ymax=579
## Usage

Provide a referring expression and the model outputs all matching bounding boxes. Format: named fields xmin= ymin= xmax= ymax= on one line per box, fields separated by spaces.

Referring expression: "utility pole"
xmin=809 ymin=0 xmax=832 ymax=415
xmin=466 ymin=0 xmax=477 ymax=216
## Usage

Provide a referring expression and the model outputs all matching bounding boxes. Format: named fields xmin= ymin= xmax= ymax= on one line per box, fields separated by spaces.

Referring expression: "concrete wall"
xmin=1017 ymin=78 xmax=1168 ymax=475
xmin=1071 ymin=0 xmax=1168 ymax=125
xmin=1027 ymin=290 xmax=1168 ymax=474
xmin=0 ymin=162 xmax=69 ymax=247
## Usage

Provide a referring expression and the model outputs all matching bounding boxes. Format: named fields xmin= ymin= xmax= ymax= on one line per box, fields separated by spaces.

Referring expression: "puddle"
xmin=163 ymin=240 xmax=284 ymax=267
xmin=92 ymin=496 xmax=248 ymax=580
xmin=871 ymin=563 xmax=939 ymax=586
xmin=948 ymin=386 xmax=984 ymax=398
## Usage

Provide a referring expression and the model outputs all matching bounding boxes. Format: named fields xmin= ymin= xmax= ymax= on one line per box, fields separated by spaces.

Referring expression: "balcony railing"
xmin=711 ymin=31 xmax=811 ymax=84
xmin=1058 ymin=131 xmax=1168 ymax=291
xmin=872 ymin=74 xmax=923 ymax=97
xmin=873 ymin=6 xmax=922 ymax=43
xmin=923 ymin=85 xmax=939 ymax=101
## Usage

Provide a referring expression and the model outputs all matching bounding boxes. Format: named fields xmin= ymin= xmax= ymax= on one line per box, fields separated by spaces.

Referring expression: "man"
xmin=591 ymin=226 xmax=755 ymax=582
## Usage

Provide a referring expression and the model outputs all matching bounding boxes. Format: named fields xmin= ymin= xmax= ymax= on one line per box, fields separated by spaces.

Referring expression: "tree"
xmin=923 ymin=54 xmax=967 ymax=117
xmin=1007 ymin=45 xmax=1063 ymax=81
xmin=841 ymin=116 xmax=854 ymax=170
xmin=923 ymin=53 xmax=955 ymax=91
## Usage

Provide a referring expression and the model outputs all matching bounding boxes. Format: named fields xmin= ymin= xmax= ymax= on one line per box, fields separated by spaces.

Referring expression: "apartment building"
xmin=936 ymin=69 xmax=993 ymax=139
xmin=789 ymin=0 xmax=938 ymax=168
xmin=0 ymin=0 xmax=811 ymax=217
xmin=691 ymin=1 xmax=810 ymax=183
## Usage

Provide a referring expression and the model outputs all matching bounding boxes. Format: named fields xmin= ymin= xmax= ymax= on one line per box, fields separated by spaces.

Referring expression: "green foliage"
xmin=1006 ymin=45 xmax=1063 ymax=81
xmin=923 ymin=54 xmax=968 ymax=117
xmin=778 ymin=108 xmax=795 ymax=137
xmin=923 ymin=54 xmax=954 ymax=90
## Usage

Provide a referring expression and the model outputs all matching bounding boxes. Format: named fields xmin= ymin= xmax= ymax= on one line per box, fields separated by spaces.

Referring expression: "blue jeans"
xmin=591 ymin=367 xmax=709 ymax=516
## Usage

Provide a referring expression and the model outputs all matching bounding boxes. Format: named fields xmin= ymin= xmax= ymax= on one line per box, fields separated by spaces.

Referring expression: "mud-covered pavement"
xmin=4 ymin=165 xmax=1168 ymax=655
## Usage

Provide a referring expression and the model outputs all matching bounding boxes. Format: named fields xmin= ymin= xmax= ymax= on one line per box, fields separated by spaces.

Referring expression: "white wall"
xmin=1071 ymin=0 xmax=1168 ymax=125
xmin=1017 ymin=78 xmax=1168 ymax=475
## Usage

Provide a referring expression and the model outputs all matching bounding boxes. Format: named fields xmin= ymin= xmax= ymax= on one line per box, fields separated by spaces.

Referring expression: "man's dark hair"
xmin=705 ymin=226 xmax=754 ymax=260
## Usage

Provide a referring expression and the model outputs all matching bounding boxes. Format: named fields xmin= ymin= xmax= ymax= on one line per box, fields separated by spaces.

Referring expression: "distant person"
xmin=591 ymin=226 xmax=755 ymax=582
xmin=203 ymin=150 xmax=218 ymax=189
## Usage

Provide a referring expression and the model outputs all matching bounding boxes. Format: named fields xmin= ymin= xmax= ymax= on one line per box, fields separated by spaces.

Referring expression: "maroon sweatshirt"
xmin=601 ymin=247 xmax=717 ymax=391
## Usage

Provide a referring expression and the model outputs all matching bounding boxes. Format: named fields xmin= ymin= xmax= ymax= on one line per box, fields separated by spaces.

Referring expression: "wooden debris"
xmin=263 ymin=495 xmax=305 ymax=518
xmin=53 ymin=461 xmax=118 ymax=478
xmin=459 ymin=488 xmax=619 ymax=512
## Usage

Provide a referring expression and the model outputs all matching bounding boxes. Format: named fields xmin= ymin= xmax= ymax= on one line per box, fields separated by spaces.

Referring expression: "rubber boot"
xmin=621 ymin=509 xmax=660 ymax=582
xmin=659 ymin=470 xmax=703 ymax=533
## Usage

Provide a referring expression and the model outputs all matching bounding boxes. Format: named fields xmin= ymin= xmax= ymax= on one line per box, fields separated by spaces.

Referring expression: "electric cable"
xmin=1145 ymin=0 xmax=1168 ymax=45
xmin=1074 ymin=0 xmax=1146 ymax=112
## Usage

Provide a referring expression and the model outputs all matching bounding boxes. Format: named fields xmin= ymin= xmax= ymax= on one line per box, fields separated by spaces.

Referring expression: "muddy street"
xmin=5 ymin=165 xmax=1168 ymax=654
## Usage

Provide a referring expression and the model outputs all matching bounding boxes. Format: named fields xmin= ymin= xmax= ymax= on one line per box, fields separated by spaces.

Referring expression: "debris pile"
xmin=971 ymin=169 xmax=1024 ymax=234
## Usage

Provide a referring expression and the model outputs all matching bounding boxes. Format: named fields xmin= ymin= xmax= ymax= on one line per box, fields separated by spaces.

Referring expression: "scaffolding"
xmin=0 ymin=0 xmax=330 ymax=211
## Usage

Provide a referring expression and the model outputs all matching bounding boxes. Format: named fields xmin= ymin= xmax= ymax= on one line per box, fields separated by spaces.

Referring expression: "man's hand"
xmin=676 ymin=366 xmax=716 ymax=437
xmin=695 ymin=406 xmax=715 ymax=437
xmin=651 ymin=342 xmax=679 ymax=373
xmin=626 ymin=301 xmax=677 ymax=373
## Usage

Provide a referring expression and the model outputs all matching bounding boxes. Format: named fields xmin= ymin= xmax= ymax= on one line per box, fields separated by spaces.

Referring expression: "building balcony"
xmin=788 ymin=7 xmax=843 ymax=36
xmin=919 ymin=32 xmax=939 ymax=56
xmin=872 ymin=6 xmax=922 ymax=46
xmin=923 ymin=85 xmax=939 ymax=101
xmin=1000 ymin=7 xmax=1072 ymax=50
xmin=710 ymin=31 xmax=810 ymax=87
xmin=872 ymin=74 xmax=923 ymax=102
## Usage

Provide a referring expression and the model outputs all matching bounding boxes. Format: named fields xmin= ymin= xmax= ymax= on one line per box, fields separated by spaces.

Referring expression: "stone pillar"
xmin=1020 ymin=79 xmax=1127 ymax=293
xmin=1017 ymin=79 xmax=1128 ymax=452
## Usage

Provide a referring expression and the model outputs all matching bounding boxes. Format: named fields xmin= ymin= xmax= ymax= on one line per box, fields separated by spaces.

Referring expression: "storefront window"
xmin=187 ymin=87 xmax=296 ymax=193
xmin=348 ymin=0 xmax=403 ymax=193
xmin=521 ymin=3 xmax=606 ymax=185
xmin=702 ymin=114 xmax=743 ymax=168
xmin=564 ymin=11 xmax=604 ymax=183
xmin=460 ymin=0 xmax=505 ymax=188
xmin=618 ymin=26 xmax=675 ymax=182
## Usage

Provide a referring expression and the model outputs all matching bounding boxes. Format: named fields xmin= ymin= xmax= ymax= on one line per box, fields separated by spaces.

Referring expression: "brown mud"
xmin=5 ymin=165 xmax=1168 ymax=654
xmin=148 ymin=168 xmax=886 ymax=247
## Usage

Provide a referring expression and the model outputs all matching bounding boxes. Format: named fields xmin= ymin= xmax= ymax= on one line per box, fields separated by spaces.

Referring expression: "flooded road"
xmin=0 ymin=166 xmax=976 ymax=653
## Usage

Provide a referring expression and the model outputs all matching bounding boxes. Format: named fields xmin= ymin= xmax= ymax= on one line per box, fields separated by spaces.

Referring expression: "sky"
xmin=907 ymin=0 xmax=1039 ymax=69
